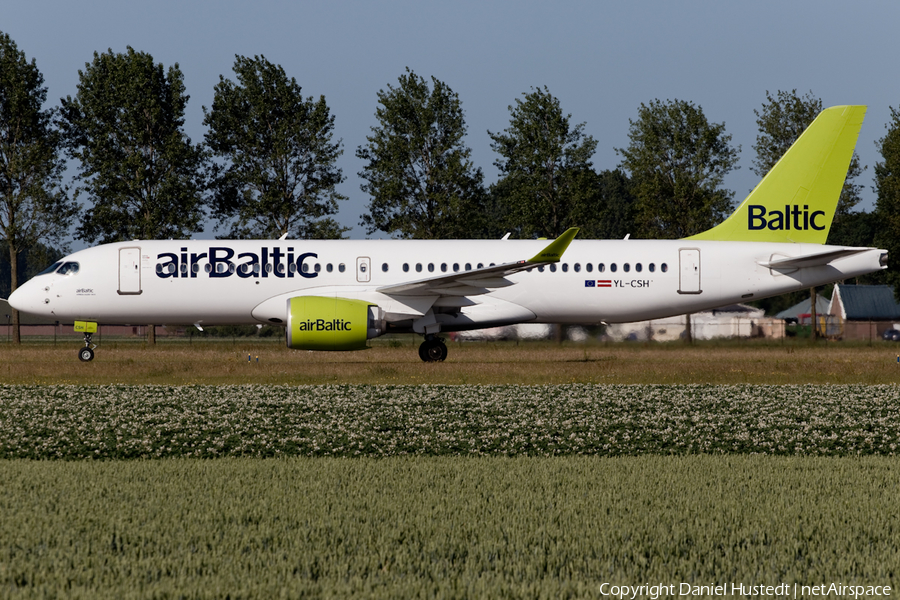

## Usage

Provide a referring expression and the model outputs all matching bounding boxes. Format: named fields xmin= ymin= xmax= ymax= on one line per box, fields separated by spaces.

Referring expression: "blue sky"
xmin=5 ymin=0 xmax=899 ymax=241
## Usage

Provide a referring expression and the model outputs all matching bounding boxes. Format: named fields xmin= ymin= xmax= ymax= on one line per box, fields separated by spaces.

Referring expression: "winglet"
xmin=528 ymin=227 xmax=579 ymax=263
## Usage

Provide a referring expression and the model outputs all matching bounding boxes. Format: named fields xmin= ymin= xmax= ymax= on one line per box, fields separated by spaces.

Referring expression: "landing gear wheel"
xmin=418 ymin=338 xmax=448 ymax=362
xmin=79 ymin=347 xmax=95 ymax=362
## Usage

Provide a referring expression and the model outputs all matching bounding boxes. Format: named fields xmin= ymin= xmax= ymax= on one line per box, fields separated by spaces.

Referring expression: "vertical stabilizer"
xmin=688 ymin=105 xmax=865 ymax=244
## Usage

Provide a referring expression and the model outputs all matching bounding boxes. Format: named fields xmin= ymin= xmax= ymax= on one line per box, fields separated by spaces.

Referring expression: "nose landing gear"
xmin=418 ymin=336 xmax=448 ymax=362
xmin=74 ymin=321 xmax=98 ymax=362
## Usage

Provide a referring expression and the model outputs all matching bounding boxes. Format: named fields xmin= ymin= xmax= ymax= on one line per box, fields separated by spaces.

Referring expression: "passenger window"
xmin=549 ymin=264 xmax=557 ymax=272
xmin=538 ymin=266 xmax=545 ymax=272
xmin=649 ymin=263 xmax=655 ymax=273
xmin=636 ymin=263 xmax=642 ymax=273
xmin=574 ymin=263 xmax=581 ymax=272
xmin=562 ymin=263 xmax=569 ymax=272
xmin=586 ymin=263 xmax=593 ymax=273
xmin=453 ymin=263 xmax=460 ymax=272
xmin=314 ymin=264 xmax=321 ymax=273
xmin=477 ymin=263 xmax=484 ymax=269
xmin=253 ymin=264 xmax=260 ymax=274
xmin=382 ymin=263 xmax=388 ymax=272
xmin=623 ymin=263 xmax=630 ymax=273
xmin=441 ymin=263 xmax=447 ymax=273
xmin=326 ymin=264 xmax=333 ymax=273
xmin=661 ymin=263 xmax=668 ymax=273
xmin=610 ymin=263 xmax=617 ymax=273
xmin=403 ymin=263 xmax=409 ymax=272
xmin=205 ymin=264 xmax=213 ymax=273
xmin=338 ymin=263 xmax=346 ymax=273
xmin=428 ymin=263 xmax=434 ymax=272
xmin=465 ymin=263 xmax=472 ymax=271
xmin=180 ymin=264 xmax=188 ymax=275
xmin=301 ymin=263 xmax=308 ymax=273
xmin=598 ymin=263 xmax=605 ymax=273
xmin=416 ymin=264 xmax=422 ymax=272
xmin=288 ymin=263 xmax=296 ymax=273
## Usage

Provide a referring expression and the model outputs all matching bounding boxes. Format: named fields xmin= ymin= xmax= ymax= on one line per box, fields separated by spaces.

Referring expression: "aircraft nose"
xmin=8 ymin=281 xmax=48 ymax=315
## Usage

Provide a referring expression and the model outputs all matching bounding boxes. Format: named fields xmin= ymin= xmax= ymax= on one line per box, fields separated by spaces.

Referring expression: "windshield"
xmin=56 ymin=262 xmax=79 ymax=275
xmin=36 ymin=261 xmax=63 ymax=276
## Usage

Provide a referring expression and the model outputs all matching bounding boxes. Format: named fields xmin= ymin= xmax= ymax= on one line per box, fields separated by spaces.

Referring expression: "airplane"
xmin=8 ymin=105 xmax=886 ymax=362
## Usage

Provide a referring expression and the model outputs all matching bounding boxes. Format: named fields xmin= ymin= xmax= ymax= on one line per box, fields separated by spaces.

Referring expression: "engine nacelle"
xmin=286 ymin=296 xmax=385 ymax=351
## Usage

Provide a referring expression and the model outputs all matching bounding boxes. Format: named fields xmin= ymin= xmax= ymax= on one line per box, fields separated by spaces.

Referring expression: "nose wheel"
xmin=79 ymin=332 xmax=96 ymax=362
xmin=418 ymin=337 xmax=448 ymax=362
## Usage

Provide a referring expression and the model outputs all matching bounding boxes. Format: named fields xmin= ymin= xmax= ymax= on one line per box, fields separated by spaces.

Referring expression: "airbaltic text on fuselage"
xmin=154 ymin=247 xmax=318 ymax=279
xmin=748 ymin=204 xmax=826 ymax=231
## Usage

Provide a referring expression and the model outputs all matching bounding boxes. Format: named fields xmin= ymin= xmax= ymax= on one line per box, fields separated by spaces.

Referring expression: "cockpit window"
xmin=36 ymin=261 xmax=63 ymax=276
xmin=56 ymin=262 xmax=80 ymax=275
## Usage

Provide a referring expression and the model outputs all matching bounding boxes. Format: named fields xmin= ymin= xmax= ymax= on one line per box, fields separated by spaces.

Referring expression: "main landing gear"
xmin=79 ymin=332 xmax=96 ymax=362
xmin=418 ymin=335 xmax=448 ymax=362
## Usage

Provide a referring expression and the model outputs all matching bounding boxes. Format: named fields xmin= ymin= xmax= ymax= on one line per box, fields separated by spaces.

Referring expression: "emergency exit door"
xmin=118 ymin=247 xmax=142 ymax=295
xmin=678 ymin=248 xmax=701 ymax=294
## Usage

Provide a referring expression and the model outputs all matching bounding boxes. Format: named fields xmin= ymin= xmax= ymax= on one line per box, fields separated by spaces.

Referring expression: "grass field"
xmin=2 ymin=338 xmax=900 ymax=385
xmin=1 ymin=456 xmax=898 ymax=598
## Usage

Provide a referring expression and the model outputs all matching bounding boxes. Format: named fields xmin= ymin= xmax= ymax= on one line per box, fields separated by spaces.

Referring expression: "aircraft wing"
xmin=376 ymin=228 xmax=579 ymax=297
xmin=757 ymin=248 xmax=871 ymax=269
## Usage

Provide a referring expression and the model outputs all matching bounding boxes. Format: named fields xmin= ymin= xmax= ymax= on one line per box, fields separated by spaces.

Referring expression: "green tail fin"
xmin=687 ymin=105 xmax=866 ymax=244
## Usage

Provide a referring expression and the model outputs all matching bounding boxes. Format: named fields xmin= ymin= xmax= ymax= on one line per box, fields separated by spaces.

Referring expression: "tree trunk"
xmin=9 ymin=245 xmax=20 ymax=345
xmin=148 ymin=324 xmax=156 ymax=345
xmin=684 ymin=313 xmax=693 ymax=344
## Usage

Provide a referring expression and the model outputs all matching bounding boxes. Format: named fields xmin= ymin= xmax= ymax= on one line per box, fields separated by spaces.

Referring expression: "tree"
xmin=61 ymin=47 xmax=207 ymax=343
xmin=61 ymin=47 xmax=207 ymax=244
xmin=204 ymin=55 xmax=347 ymax=240
xmin=357 ymin=68 xmax=487 ymax=239
xmin=571 ymin=169 xmax=638 ymax=240
xmin=489 ymin=87 xmax=599 ymax=238
xmin=617 ymin=99 xmax=739 ymax=239
xmin=753 ymin=89 xmax=866 ymax=243
xmin=0 ymin=31 xmax=78 ymax=343
xmin=875 ymin=106 xmax=900 ymax=298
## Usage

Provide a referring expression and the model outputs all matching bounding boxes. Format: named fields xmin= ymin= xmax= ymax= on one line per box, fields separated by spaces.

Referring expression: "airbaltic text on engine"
xmin=748 ymin=204 xmax=826 ymax=231
xmin=295 ymin=319 xmax=352 ymax=332
xmin=154 ymin=247 xmax=318 ymax=278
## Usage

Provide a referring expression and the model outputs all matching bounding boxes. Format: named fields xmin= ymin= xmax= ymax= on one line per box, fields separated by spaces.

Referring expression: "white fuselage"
xmin=9 ymin=238 xmax=886 ymax=332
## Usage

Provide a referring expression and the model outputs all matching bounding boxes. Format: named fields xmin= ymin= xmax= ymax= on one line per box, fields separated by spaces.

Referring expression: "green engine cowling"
xmin=286 ymin=296 xmax=385 ymax=351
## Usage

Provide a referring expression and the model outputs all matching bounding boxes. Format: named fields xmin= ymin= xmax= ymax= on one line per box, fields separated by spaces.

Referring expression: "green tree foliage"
xmin=752 ymin=90 xmax=867 ymax=244
xmin=60 ymin=47 xmax=207 ymax=244
xmin=357 ymin=69 xmax=487 ymax=239
xmin=489 ymin=87 xmax=601 ymax=238
xmin=0 ymin=31 xmax=77 ymax=343
xmin=568 ymin=169 xmax=637 ymax=240
xmin=875 ymin=106 xmax=900 ymax=297
xmin=204 ymin=55 xmax=347 ymax=240
xmin=617 ymin=99 xmax=739 ymax=239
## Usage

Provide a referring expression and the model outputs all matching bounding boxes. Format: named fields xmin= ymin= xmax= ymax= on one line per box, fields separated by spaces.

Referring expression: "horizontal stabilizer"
xmin=757 ymin=248 xmax=870 ymax=269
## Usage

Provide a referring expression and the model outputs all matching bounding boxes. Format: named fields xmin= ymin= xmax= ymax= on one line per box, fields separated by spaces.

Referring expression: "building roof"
xmin=774 ymin=295 xmax=831 ymax=320
xmin=832 ymin=284 xmax=900 ymax=321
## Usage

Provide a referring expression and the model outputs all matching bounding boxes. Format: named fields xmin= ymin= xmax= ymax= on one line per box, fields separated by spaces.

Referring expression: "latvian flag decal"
xmin=585 ymin=280 xmax=612 ymax=288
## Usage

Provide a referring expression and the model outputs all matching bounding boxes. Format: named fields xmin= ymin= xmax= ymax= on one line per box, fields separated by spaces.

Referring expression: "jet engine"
xmin=286 ymin=296 xmax=385 ymax=351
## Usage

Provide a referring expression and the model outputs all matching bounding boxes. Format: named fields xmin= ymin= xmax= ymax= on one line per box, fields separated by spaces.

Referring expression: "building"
xmin=828 ymin=284 xmax=900 ymax=341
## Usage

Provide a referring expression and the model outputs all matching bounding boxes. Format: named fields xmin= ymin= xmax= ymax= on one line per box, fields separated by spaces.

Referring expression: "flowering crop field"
xmin=1 ymin=384 xmax=899 ymax=459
